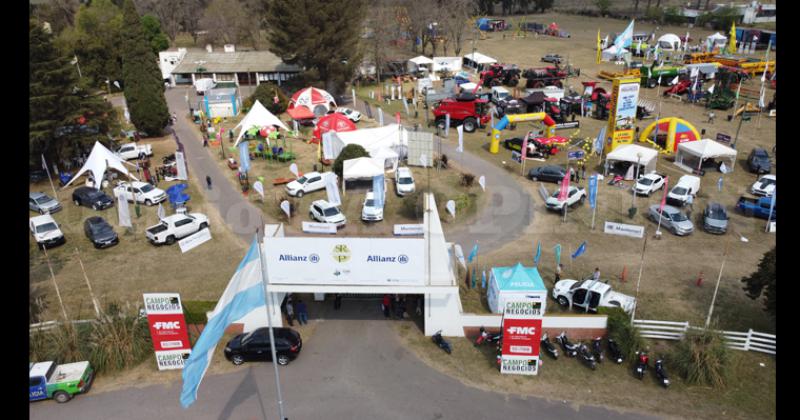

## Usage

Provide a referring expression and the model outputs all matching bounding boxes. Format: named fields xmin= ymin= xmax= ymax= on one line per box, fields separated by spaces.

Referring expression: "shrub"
xmin=644 ymin=7 xmax=664 ymax=24
xmin=87 ymin=305 xmax=152 ymax=374
xmin=453 ymin=193 xmax=476 ymax=212
xmin=243 ymin=82 xmax=289 ymax=115
xmin=460 ymin=173 xmax=475 ymax=187
xmin=670 ymin=327 xmax=731 ymax=388
xmin=595 ymin=0 xmax=611 ymax=16
xmin=600 ymin=307 xmax=644 ymax=360
xmin=400 ymin=190 xmax=447 ymax=219
xmin=183 ymin=300 xmax=217 ymax=325
xmin=663 ymin=7 xmax=686 ymax=25
xmin=333 ymin=144 xmax=370 ymax=177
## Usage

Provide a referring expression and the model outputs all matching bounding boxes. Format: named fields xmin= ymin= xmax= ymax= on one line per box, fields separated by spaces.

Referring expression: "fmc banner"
xmin=500 ymin=299 xmax=544 ymax=376
xmin=143 ymin=293 xmax=192 ymax=371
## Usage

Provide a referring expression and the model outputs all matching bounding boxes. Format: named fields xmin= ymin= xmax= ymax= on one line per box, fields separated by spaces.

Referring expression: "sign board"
xmin=568 ymin=151 xmax=585 ymax=160
xmin=500 ymin=299 xmax=543 ymax=376
xmin=604 ymin=77 xmax=640 ymax=155
xmin=142 ymin=293 xmax=191 ymax=370
xmin=178 ymin=228 xmax=212 ymax=253
xmin=263 ymin=238 xmax=425 ymax=286
xmin=604 ymin=221 xmax=645 ymax=238
xmin=393 ymin=224 xmax=424 ymax=236
xmin=302 ymin=221 xmax=338 ymax=234
xmin=716 ymin=133 xmax=731 ymax=144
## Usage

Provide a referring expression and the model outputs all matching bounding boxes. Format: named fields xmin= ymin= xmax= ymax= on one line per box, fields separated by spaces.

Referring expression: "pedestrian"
xmin=203 ymin=137 xmax=209 ymax=147
xmin=592 ymin=267 xmax=601 ymax=282
xmin=707 ymin=112 xmax=715 ymax=124
xmin=382 ymin=294 xmax=391 ymax=318
xmin=416 ymin=297 xmax=422 ymax=316
xmin=581 ymin=164 xmax=586 ymax=181
xmin=686 ymin=194 xmax=694 ymax=219
xmin=206 ymin=175 xmax=212 ymax=190
xmin=285 ymin=299 xmax=295 ymax=326
xmin=396 ymin=297 xmax=405 ymax=319
xmin=296 ymin=299 xmax=308 ymax=325
xmin=334 ymin=293 xmax=342 ymax=310
xmin=555 ymin=263 xmax=563 ymax=284
xmin=229 ymin=129 xmax=235 ymax=143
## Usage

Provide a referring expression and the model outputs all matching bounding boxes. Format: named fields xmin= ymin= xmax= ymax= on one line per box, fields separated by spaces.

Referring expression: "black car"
xmin=747 ymin=147 xmax=772 ymax=174
xmin=83 ymin=216 xmax=119 ymax=248
xmin=30 ymin=169 xmax=48 ymax=184
xmin=224 ymin=327 xmax=302 ymax=366
xmin=72 ymin=186 xmax=114 ymax=210
xmin=528 ymin=165 xmax=574 ymax=183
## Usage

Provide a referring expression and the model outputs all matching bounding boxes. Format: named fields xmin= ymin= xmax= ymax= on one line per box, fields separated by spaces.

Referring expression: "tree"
xmin=474 ymin=0 xmax=495 ymax=15
xmin=632 ymin=0 xmax=641 ymax=16
xmin=265 ymin=0 xmax=366 ymax=94
xmin=32 ymin=0 xmax=80 ymax=34
xmin=741 ymin=247 xmax=776 ymax=319
xmin=136 ymin=0 xmax=211 ymax=43
xmin=199 ymin=0 xmax=260 ymax=47
xmin=366 ymin=0 xmax=396 ymax=83
xmin=30 ymin=20 xmax=118 ymax=166
xmin=533 ymin=0 xmax=554 ymax=13
xmin=595 ymin=0 xmax=612 ymax=16
xmin=333 ymin=144 xmax=370 ymax=177
xmin=121 ymin=0 xmax=170 ymax=135
xmin=242 ymin=82 xmax=289 ymax=115
xmin=440 ymin=0 xmax=473 ymax=56
xmin=141 ymin=14 xmax=170 ymax=54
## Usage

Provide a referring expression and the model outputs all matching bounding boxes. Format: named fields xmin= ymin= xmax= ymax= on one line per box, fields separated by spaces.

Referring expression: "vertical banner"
xmin=116 ymin=190 xmax=132 ymax=228
xmin=325 ymin=173 xmax=341 ymax=206
xmin=143 ymin=293 xmax=192 ymax=371
xmin=175 ymin=151 xmax=188 ymax=180
xmin=238 ymin=141 xmax=250 ymax=172
xmin=444 ymin=113 xmax=450 ymax=137
xmin=352 ymin=89 xmax=356 ymax=107
xmin=364 ymin=102 xmax=373 ymax=119
xmin=395 ymin=111 xmax=401 ymax=125
xmin=500 ymin=299 xmax=544 ymax=376
xmin=588 ymin=174 xmax=598 ymax=209
xmin=372 ymin=174 xmax=385 ymax=208
xmin=378 ymin=107 xmax=384 ymax=126
xmin=604 ymin=77 xmax=640 ymax=155
xmin=456 ymin=124 xmax=464 ymax=152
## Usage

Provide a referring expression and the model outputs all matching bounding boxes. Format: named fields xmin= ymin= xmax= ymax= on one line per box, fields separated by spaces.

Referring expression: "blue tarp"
xmin=477 ymin=18 xmax=491 ymax=31
xmin=490 ymin=263 xmax=546 ymax=292
xmin=166 ymin=183 xmax=188 ymax=196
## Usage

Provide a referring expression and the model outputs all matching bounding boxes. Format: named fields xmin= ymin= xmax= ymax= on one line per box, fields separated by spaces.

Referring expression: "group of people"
xmin=281 ymin=294 xmax=309 ymax=326
xmin=381 ymin=294 xmax=422 ymax=319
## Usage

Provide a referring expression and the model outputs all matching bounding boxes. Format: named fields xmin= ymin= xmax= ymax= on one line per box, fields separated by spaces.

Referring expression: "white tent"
xmin=370 ymin=147 xmax=400 ymax=173
xmin=342 ymin=157 xmax=385 ymax=196
xmin=462 ymin=52 xmax=497 ymax=71
xmin=675 ymin=139 xmax=737 ymax=173
xmin=234 ymin=100 xmax=290 ymax=146
xmin=459 ymin=82 xmax=479 ymax=92
xmin=407 ymin=55 xmax=434 ymax=74
xmin=706 ymin=32 xmax=728 ymax=48
xmin=324 ymin=124 xmax=408 ymax=160
xmin=63 ymin=141 xmax=137 ymax=189
xmin=605 ymin=144 xmax=659 ymax=176
xmin=601 ymin=45 xmax=629 ymax=61
xmin=431 ymin=56 xmax=463 ymax=73
xmin=657 ymin=33 xmax=682 ymax=51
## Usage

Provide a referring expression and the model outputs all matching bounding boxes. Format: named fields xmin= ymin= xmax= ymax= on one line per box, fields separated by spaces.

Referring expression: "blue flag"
xmin=481 ymin=270 xmax=487 ymax=289
xmin=588 ymin=175 xmax=598 ymax=209
xmin=534 ymin=241 xmax=542 ymax=266
xmin=613 ymin=20 xmax=635 ymax=49
xmin=467 ymin=243 xmax=479 ymax=263
xmin=554 ymin=244 xmax=562 ymax=267
xmin=372 ymin=174 xmax=385 ymax=209
xmin=238 ymin=141 xmax=250 ymax=172
xmin=572 ymin=241 xmax=587 ymax=259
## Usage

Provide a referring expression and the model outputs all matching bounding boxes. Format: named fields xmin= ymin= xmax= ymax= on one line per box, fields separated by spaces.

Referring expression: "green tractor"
xmin=706 ymin=68 xmax=749 ymax=110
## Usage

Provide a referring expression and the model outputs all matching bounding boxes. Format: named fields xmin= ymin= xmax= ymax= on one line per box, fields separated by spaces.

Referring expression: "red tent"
xmin=312 ymin=113 xmax=357 ymax=144
xmin=289 ymin=87 xmax=337 ymax=117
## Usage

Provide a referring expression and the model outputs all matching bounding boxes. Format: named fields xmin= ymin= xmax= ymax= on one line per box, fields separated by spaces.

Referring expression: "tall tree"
xmin=366 ymin=0 xmax=396 ymax=83
xmin=141 ymin=14 xmax=170 ymax=54
xmin=533 ymin=0 xmax=554 ymax=13
xmin=440 ymin=0 xmax=473 ymax=56
xmin=741 ymin=247 xmax=776 ymax=320
xmin=32 ymin=0 xmax=80 ymax=34
xmin=265 ymin=0 xmax=366 ymax=94
xmin=30 ymin=20 xmax=118 ymax=165
xmin=121 ymin=0 xmax=169 ymax=135
xmin=199 ymin=0 xmax=259 ymax=47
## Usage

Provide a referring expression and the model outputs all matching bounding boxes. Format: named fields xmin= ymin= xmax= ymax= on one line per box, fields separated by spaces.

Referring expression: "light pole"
xmin=705 ymin=229 xmax=748 ymax=328
xmin=630 ymin=153 xmax=642 ymax=218
xmin=732 ymin=114 xmax=750 ymax=149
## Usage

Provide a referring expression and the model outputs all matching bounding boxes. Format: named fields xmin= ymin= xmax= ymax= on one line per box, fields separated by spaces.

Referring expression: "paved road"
xmin=30 ymin=303 xmax=656 ymax=420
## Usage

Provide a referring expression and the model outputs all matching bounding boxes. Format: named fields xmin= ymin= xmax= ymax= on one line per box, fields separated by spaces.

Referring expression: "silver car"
xmin=647 ymin=204 xmax=694 ymax=236
xmin=29 ymin=192 xmax=62 ymax=214
xmin=702 ymin=202 xmax=729 ymax=234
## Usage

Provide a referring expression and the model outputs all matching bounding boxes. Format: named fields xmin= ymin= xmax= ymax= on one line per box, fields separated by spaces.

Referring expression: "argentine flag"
xmin=613 ymin=20 xmax=635 ymax=50
xmin=181 ymin=239 xmax=266 ymax=408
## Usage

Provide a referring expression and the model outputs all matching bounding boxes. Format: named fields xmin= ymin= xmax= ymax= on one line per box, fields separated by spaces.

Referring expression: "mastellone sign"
xmin=263 ymin=237 xmax=425 ymax=286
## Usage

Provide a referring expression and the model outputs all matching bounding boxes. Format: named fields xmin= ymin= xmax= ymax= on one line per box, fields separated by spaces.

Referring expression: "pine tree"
xmin=30 ymin=20 xmax=118 ymax=166
xmin=121 ymin=0 xmax=169 ymax=136
xmin=741 ymin=247 xmax=776 ymax=320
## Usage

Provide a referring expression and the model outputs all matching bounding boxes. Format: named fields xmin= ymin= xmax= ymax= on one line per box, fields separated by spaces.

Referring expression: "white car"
xmin=115 ymin=143 xmax=153 ymax=160
xmin=633 ymin=172 xmax=666 ymax=196
xmin=285 ymin=172 xmax=328 ymax=198
xmin=552 ymin=279 xmax=636 ymax=314
xmin=30 ymin=214 xmax=66 ymax=249
xmin=114 ymin=181 xmax=167 ymax=205
xmin=309 ymin=200 xmax=346 ymax=227
xmin=545 ymin=186 xmax=586 ymax=211
xmin=145 ymin=213 xmax=209 ymax=245
xmin=750 ymin=174 xmax=775 ymax=197
xmin=335 ymin=107 xmax=361 ymax=122
xmin=395 ymin=167 xmax=416 ymax=196
xmin=361 ymin=191 xmax=384 ymax=222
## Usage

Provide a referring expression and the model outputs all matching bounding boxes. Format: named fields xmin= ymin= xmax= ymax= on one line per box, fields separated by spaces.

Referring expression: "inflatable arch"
xmin=490 ymin=113 xmax=556 ymax=154
xmin=638 ymin=117 xmax=700 ymax=154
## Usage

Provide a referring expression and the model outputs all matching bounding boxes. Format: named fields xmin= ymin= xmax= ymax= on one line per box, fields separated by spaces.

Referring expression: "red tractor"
xmin=479 ymin=64 xmax=522 ymax=87
xmin=523 ymin=66 xmax=568 ymax=89
xmin=432 ymin=93 xmax=491 ymax=133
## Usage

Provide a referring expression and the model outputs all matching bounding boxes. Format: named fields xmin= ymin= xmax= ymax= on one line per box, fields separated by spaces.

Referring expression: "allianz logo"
xmin=279 ymin=254 xmax=320 ymax=263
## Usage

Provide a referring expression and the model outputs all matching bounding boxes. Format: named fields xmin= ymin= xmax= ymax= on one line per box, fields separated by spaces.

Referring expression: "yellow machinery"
xmin=489 ymin=113 xmax=556 ymax=154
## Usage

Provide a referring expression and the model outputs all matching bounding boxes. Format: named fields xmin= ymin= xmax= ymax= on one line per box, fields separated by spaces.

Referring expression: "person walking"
xmin=285 ymin=299 xmax=295 ymax=326
xmin=592 ymin=267 xmax=601 ymax=282
xmin=334 ymin=294 xmax=342 ymax=310
xmin=686 ymin=194 xmax=694 ymax=220
xmin=382 ymin=294 xmax=391 ymax=319
xmin=555 ymin=263 xmax=563 ymax=284
xmin=296 ymin=299 xmax=308 ymax=325
xmin=206 ymin=175 xmax=212 ymax=190
xmin=203 ymin=136 xmax=209 ymax=147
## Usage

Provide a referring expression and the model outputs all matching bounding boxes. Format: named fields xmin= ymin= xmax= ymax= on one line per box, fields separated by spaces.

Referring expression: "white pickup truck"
xmin=146 ymin=213 xmax=209 ymax=245
xmin=116 ymin=143 xmax=153 ymax=160
xmin=114 ymin=181 xmax=167 ymax=205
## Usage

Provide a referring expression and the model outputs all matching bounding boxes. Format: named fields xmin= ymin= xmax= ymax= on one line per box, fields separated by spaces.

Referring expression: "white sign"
xmin=393 ymin=224 xmax=424 ymax=236
xmin=604 ymin=221 xmax=645 ymax=238
xmin=142 ymin=293 xmax=184 ymax=315
xmin=178 ymin=228 xmax=213 ymax=253
xmin=446 ymin=200 xmax=456 ymax=218
xmin=263 ymin=237 xmax=425 ymax=286
xmin=302 ymin=221 xmax=338 ymax=234
xmin=154 ymin=349 xmax=190 ymax=371
xmin=280 ymin=200 xmax=292 ymax=218
xmin=478 ymin=175 xmax=486 ymax=192
xmin=500 ymin=355 xmax=539 ymax=375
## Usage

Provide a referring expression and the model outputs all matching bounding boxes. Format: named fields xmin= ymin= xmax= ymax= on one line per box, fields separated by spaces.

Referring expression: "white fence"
xmin=30 ymin=319 xmax=97 ymax=332
xmin=462 ymin=313 xmax=607 ymax=330
xmin=633 ymin=319 xmax=776 ymax=355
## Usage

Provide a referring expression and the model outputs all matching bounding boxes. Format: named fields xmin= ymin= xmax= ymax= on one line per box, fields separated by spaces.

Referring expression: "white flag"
xmin=456 ymin=125 xmax=464 ymax=152
xmin=670 ymin=76 xmax=679 ymax=85
xmin=325 ymin=173 xmax=341 ymax=206
xmin=280 ymin=200 xmax=291 ymax=218
xmin=690 ymin=67 xmax=699 ymax=78
xmin=175 ymin=151 xmax=188 ymax=180
xmin=657 ymin=75 xmax=662 ymax=85
xmin=444 ymin=114 xmax=450 ymax=137
xmin=116 ymin=190 xmax=132 ymax=228
xmin=41 ymin=154 xmax=48 ymax=171
xmin=293 ymin=119 xmax=299 ymax=133
xmin=70 ymin=55 xmax=78 ymax=65
xmin=378 ymin=108 xmax=384 ymax=126
xmin=157 ymin=203 xmax=166 ymax=220
xmin=478 ymin=175 xmax=486 ymax=192
xmin=708 ymin=84 xmax=715 ymax=94
xmin=253 ymin=181 xmax=265 ymax=199
xmin=113 ymin=80 xmax=120 ymax=89
xmin=759 ymin=87 xmax=766 ymax=109
xmin=289 ymin=163 xmax=299 ymax=178
xmin=446 ymin=200 xmax=456 ymax=218
xmin=352 ymin=89 xmax=356 ymax=107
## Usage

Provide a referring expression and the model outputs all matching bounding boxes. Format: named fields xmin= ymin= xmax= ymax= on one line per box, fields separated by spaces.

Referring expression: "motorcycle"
xmin=634 ymin=351 xmax=649 ymax=379
xmin=577 ymin=343 xmax=597 ymax=370
xmin=474 ymin=326 xmax=502 ymax=346
xmin=607 ymin=174 xmax=624 ymax=187
xmin=540 ymin=333 xmax=559 ymax=359
xmin=556 ymin=331 xmax=579 ymax=357
xmin=607 ymin=339 xmax=624 ymax=364
xmin=654 ymin=359 xmax=670 ymax=388
xmin=432 ymin=330 xmax=452 ymax=354
xmin=591 ymin=337 xmax=604 ymax=363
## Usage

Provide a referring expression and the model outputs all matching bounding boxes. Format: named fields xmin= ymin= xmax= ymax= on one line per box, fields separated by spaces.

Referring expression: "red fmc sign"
xmin=501 ymin=318 xmax=543 ymax=357
xmin=143 ymin=293 xmax=192 ymax=370
xmin=147 ymin=313 xmax=191 ymax=352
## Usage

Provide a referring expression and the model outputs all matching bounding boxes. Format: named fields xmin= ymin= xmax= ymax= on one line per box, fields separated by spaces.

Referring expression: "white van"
xmin=491 ymin=86 xmax=511 ymax=104
xmin=666 ymin=175 xmax=701 ymax=207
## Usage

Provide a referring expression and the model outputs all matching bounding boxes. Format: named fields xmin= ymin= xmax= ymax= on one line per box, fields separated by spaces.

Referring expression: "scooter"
xmin=634 ymin=351 xmax=649 ymax=379
xmin=591 ymin=337 xmax=604 ymax=363
xmin=474 ymin=326 xmax=502 ymax=346
xmin=607 ymin=339 xmax=624 ymax=364
xmin=556 ymin=331 xmax=579 ymax=357
xmin=432 ymin=330 xmax=452 ymax=354
xmin=577 ymin=343 xmax=597 ymax=370
xmin=654 ymin=359 xmax=670 ymax=388
xmin=540 ymin=333 xmax=559 ymax=359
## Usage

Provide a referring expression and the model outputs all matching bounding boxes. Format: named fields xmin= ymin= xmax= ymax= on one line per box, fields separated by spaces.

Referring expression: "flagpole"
xmin=630 ymin=229 xmax=648 ymax=322
xmin=705 ymin=239 xmax=731 ymax=328
xmin=42 ymin=154 xmax=59 ymax=200
xmin=255 ymin=232 xmax=286 ymax=420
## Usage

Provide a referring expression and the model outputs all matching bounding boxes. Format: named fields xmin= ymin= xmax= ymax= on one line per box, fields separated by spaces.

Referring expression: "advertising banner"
xmin=302 ymin=221 xmax=338 ymax=234
xmin=393 ymin=224 xmax=424 ymax=236
xmin=263 ymin=238 xmax=425 ymax=285
xmin=604 ymin=221 xmax=645 ymax=238
xmin=175 ymin=151 xmax=188 ymax=180
xmin=605 ymin=77 xmax=641 ymax=155
xmin=178 ymin=228 xmax=212 ymax=253
xmin=500 ymin=299 xmax=543 ymax=376
xmin=142 ymin=293 xmax=191 ymax=370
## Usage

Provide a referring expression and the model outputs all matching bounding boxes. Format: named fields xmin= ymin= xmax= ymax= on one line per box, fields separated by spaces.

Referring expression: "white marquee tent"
xmin=605 ymin=144 xmax=659 ymax=177
xmin=342 ymin=157 xmax=385 ymax=196
xmin=601 ymin=45 xmax=629 ymax=61
xmin=234 ymin=100 xmax=290 ymax=146
xmin=657 ymin=33 xmax=682 ymax=51
xmin=706 ymin=32 xmax=728 ymax=49
xmin=675 ymin=138 xmax=737 ymax=173
xmin=370 ymin=147 xmax=400 ymax=172
xmin=63 ymin=141 xmax=137 ymax=189
xmin=407 ymin=55 xmax=434 ymax=75
xmin=323 ymin=124 xmax=408 ymax=161
xmin=462 ymin=52 xmax=497 ymax=71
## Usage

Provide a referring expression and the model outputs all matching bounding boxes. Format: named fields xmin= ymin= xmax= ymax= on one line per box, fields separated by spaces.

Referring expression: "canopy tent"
xmin=63 ymin=141 xmax=137 ymax=189
xmin=289 ymin=87 xmax=337 ymax=117
xmin=656 ymin=33 xmax=682 ymax=51
xmin=487 ymin=263 xmax=548 ymax=314
xmin=407 ymin=55 xmax=434 ymax=74
xmin=601 ymin=45 xmax=629 ymax=61
xmin=233 ymin=100 xmax=290 ymax=146
xmin=459 ymin=82 xmax=479 ymax=92
xmin=370 ymin=147 xmax=399 ymax=173
xmin=342 ymin=157 xmax=384 ymax=196
xmin=286 ymin=106 xmax=316 ymax=121
xmin=462 ymin=52 xmax=497 ymax=72
xmin=312 ymin=112 xmax=357 ymax=143
xmin=706 ymin=32 xmax=728 ymax=49
xmin=604 ymin=144 xmax=658 ymax=178
xmin=675 ymin=138 xmax=737 ymax=174
xmin=323 ymin=124 xmax=408 ymax=161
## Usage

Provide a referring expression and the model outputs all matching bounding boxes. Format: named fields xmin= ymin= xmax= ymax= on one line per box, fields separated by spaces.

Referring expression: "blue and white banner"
xmin=554 ymin=244 xmax=561 ymax=266
xmin=181 ymin=239 xmax=265 ymax=408
xmin=238 ymin=141 xmax=250 ymax=172
xmin=594 ymin=126 xmax=606 ymax=155
xmin=571 ymin=241 xmax=587 ymax=259
xmin=378 ymin=107 xmax=384 ymax=126
xmin=614 ymin=20 xmax=635 ymax=49
xmin=588 ymin=174 xmax=598 ymax=209
xmin=373 ymin=174 xmax=385 ymax=208
xmin=325 ymin=173 xmax=341 ymax=206
xmin=467 ymin=243 xmax=479 ymax=263
xmin=456 ymin=124 xmax=464 ymax=152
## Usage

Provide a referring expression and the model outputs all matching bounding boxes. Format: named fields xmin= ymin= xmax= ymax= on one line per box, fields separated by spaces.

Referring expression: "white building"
xmin=164 ymin=47 xmax=302 ymax=87
xmin=158 ymin=48 xmax=187 ymax=81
